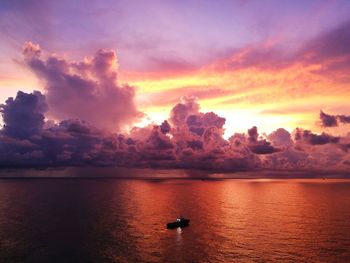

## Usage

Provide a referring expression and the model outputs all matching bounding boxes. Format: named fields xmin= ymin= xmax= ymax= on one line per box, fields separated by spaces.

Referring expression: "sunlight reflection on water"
xmin=0 ymin=178 xmax=350 ymax=262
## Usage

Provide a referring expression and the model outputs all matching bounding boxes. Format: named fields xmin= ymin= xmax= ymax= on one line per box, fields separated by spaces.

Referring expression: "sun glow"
xmin=123 ymin=53 xmax=350 ymax=137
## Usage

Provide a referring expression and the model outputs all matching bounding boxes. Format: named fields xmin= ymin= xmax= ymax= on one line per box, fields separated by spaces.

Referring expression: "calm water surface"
xmin=0 ymin=177 xmax=350 ymax=262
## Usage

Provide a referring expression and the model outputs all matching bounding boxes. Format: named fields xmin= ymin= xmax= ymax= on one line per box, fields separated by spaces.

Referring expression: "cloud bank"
xmin=1 ymin=89 xmax=349 ymax=172
xmin=0 ymin=43 xmax=349 ymax=173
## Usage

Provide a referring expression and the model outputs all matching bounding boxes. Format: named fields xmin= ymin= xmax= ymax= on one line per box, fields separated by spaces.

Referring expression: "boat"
xmin=166 ymin=217 xmax=190 ymax=229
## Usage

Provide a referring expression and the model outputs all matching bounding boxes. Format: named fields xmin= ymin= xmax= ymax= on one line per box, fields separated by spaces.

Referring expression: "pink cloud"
xmin=22 ymin=42 xmax=142 ymax=131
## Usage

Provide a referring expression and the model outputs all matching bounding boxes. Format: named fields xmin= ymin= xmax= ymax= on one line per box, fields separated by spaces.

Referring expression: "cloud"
xmin=159 ymin=120 xmax=171 ymax=134
xmin=247 ymin=126 xmax=258 ymax=143
xmin=319 ymin=111 xmax=350 ymax=127
xmin=298 ymin=20 xmax=350 ymax=64
xmin=169 ymin=96 xmax=200 ymax=128
xmin=2 ymin=36 xmax=350 ymax=173
xmin=338 ymin=114 xmax=350 ymax=124
xmin=0 ymin=90 xmax=47 ymax=138
xmin=320 ymin=110 xmax=338 ymax=127
xmin=215 ymin=19 xmax=350 ymax=73
xmin=245 ymin=126 xmax=280 ymax=154
xmin=116 ymin=20 xmax=350 ymax=134
xmin=295 ymin=129 xmax=340 ymax=145
xmin=249 ymin=140 xmax=279 ymax=155
xmin=22 ymin=42 xmax=142 ymax=131
xmin=0 ymin=91 xmax=349 ymax=173
xmin=268 ymin=128 xmax=293 ymax=147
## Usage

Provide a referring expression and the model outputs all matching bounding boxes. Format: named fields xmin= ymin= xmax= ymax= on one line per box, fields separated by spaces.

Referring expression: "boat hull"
xmin=166 ymin=219 xmax=190 ymax=229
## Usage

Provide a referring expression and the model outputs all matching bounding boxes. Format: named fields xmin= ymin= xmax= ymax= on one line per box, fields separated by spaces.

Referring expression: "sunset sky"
xmin=0 ymin=0 xmax=350 ymax=171
xmin=1 ymin=0 xmax=350 ymax=135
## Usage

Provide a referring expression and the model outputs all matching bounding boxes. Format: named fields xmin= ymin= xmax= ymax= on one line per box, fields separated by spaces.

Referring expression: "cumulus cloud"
xmin=169 ymin=96 xmax=200 ymax=128
xmin=0 ymin=90 xmax=47 ymax=138
xmin=0 ymin=90 xmax=349 ymax=172
xmin=22 ymin=42 xmax=142 ymax=131
xmin=244 ymin=126 xmax=279 ymax=154
xmin=268 ymin=128 xmax=293 ymax=147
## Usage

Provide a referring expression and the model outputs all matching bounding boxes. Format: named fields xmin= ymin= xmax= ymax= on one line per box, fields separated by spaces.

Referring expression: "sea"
xmin=0 ymin=168 xmax=349 ymax=262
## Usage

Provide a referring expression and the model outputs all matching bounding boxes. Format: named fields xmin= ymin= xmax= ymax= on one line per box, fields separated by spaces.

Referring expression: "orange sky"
xmin=121 ymin=50 xmax=350 ymax=137
xmin=1 ymin=1 xmax=350 ymax=138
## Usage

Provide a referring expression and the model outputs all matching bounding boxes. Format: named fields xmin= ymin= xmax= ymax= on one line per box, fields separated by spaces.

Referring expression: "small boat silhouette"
xmin=166 ymin=217 xmax=190 ymax=229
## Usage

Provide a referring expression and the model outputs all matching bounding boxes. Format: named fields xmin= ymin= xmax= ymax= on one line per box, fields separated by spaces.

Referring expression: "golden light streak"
xmin=121 ymin=57 xmax=350 ymax=136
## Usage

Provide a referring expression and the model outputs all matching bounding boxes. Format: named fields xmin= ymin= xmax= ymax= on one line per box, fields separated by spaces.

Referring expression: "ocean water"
xmin=0 ymin=176 xmax=350 ymax=262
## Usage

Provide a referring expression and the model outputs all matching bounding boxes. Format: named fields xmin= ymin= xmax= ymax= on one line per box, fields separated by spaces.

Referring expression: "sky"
xmin=0 ymin=0 xmax=350 ymax=172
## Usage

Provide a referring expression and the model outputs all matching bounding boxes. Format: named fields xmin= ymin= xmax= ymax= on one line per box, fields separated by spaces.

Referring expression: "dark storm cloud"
xmin=22 ymin=42 xmax=142 ymax=131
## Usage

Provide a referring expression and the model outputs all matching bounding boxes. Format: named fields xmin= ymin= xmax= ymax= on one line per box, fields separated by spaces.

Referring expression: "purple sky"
xmin=1 ymin=0 xmax=350 ymax=72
